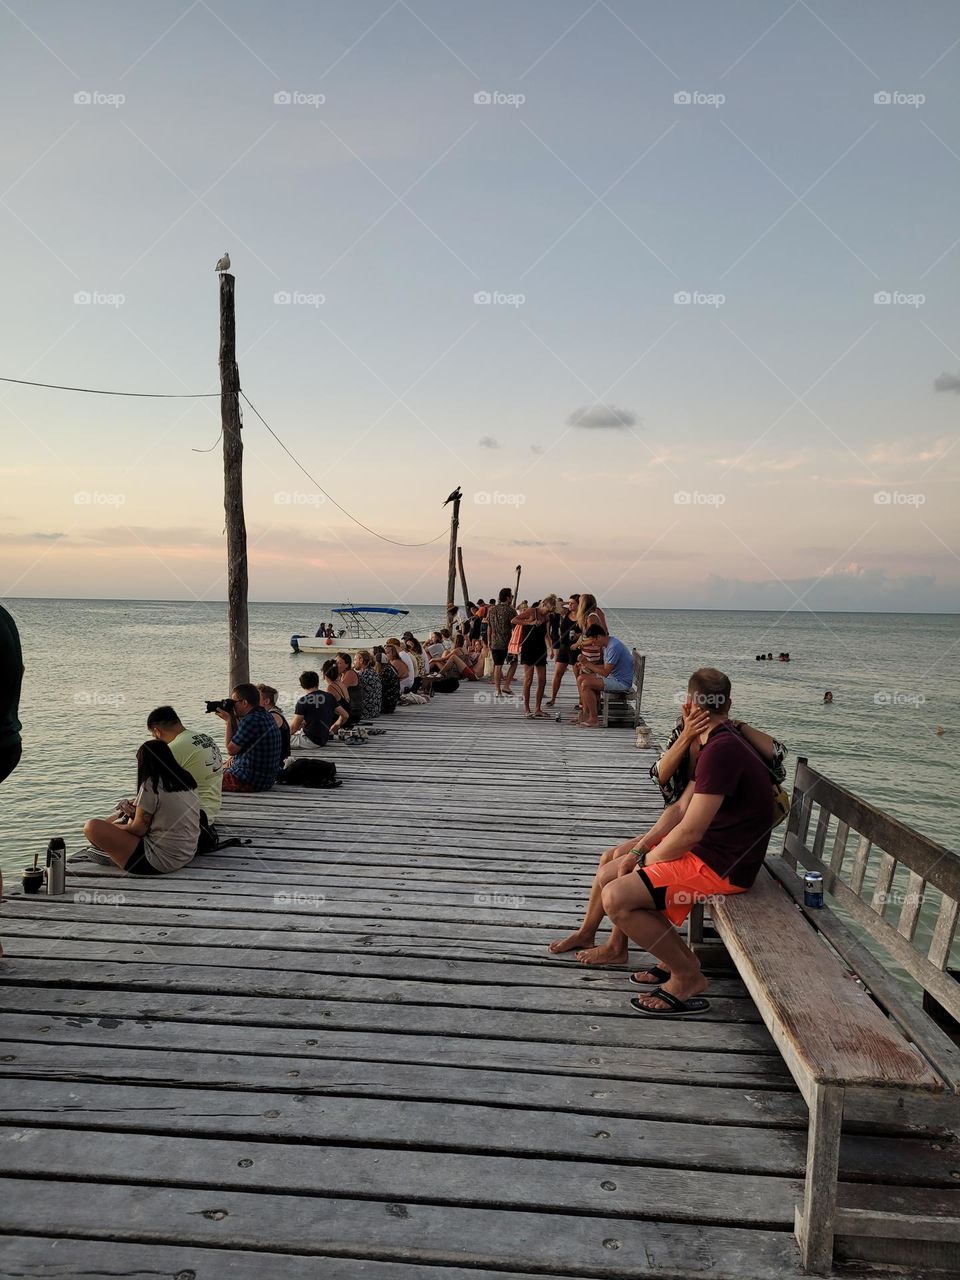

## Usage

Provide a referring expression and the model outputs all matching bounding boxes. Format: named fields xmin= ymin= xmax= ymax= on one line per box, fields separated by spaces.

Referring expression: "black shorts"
xmin=125 ymin=840 xmax=163 ymax=876
xmin=556 ymin=647 xmax=574 ymax=665
xmin=0 ymin=741 xmax=22 ymax=786
xmin=491 ymin=647 xmax=509 ymax=666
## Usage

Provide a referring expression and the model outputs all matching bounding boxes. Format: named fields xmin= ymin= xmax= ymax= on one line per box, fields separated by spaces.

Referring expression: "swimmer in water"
xmin=823 ymin=691 xmax=833 ymax=704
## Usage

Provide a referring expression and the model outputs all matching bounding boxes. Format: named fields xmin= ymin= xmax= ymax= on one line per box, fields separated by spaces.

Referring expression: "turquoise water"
xmin=1 ymin=600 xmax=957 ymax=879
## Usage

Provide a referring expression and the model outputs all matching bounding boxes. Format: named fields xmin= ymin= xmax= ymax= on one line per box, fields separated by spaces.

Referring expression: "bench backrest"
xmin=783 ymin=758 xmax=960 ymax=1029
xmin=632 ymin=650 xmax=646 ymax=704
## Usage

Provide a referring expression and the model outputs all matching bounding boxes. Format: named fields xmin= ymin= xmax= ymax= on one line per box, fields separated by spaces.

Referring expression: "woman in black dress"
xmin=546 ymin=594 xmax=580 ymax=708
xmin=513 ymin=594 xmax=558 ymax=718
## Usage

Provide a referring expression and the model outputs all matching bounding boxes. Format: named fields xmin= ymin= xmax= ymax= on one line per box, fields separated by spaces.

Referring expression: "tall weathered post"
xmin=445 ymin=491 xmax=461 ymax=627
xmin=219 ymin=272 xmax=250 ymax=688
xmin=514 ymin=563 xmax=522 ymax=605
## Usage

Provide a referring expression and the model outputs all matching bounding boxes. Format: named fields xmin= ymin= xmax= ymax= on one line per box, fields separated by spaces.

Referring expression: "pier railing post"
xmin=219 ymin=272 xmax=249 ymax=689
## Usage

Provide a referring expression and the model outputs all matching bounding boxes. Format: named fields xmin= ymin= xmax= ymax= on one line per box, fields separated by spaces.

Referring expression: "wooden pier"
xmin=0 ymin=684 xmax=957 ymax=1278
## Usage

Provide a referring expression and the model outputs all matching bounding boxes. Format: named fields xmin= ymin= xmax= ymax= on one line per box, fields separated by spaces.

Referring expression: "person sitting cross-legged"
xmin=551 ymin=667 xmax=775 ymax=1017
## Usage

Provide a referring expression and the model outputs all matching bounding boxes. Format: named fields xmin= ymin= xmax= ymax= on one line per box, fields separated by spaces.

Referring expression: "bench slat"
xmin=710 ymin=870 xmax=941 ymax=1094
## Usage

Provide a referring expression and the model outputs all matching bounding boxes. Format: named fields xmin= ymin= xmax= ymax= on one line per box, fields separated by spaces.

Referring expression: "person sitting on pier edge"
xmin=429 ymin=632 xmax=478 ymax=680
xmin=551 ymin=668 xmax=775 ymax=1017
xmin=574 ymin=624 xmax=633 ymax=727
xmin=383 ymin=640 xmax=415 ymax=693
xmin=256 ymin=685 xmax=291 ymax=766
xmin=353 ymin=649 xmax=382 ymax=719
xmin=146 ymin=705 xmax=224 ymax=840
xmin=290 ymin=670 xmax=339 ymax=747
xmin=83 ymin=740 xmax=200 ymax=875
xmin=216 ymin=683 xmax=281 ymax=792
xmin=375 ymin=648 xmax=401 ymax=714
xmin=322 ymin=660 xmax=353 ymax=733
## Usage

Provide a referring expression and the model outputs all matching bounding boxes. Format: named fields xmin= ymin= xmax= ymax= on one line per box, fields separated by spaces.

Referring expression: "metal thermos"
xmin=46 ymin=838 xmax=66 ymax=895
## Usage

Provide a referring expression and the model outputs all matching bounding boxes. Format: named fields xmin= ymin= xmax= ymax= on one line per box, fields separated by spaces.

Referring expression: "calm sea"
xmin=1 ymin=600 xmax=957 ymax=879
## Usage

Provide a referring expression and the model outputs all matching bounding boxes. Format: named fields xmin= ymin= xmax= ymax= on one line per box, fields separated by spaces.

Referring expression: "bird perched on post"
xmin=443 ymin=486 xmax=462 ymax=507
xmin=215 ymin=252 xmax=231 ymax=273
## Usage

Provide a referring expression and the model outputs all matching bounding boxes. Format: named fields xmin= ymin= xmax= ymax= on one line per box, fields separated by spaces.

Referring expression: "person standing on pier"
xmin=0 ymin=602 xmax=23 ymax=786
xmin=485 ymin=587 xmax=518 ymax=697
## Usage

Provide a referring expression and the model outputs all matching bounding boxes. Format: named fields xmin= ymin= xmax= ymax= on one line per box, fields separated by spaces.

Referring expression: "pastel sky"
xmin=1 ymin=0 xmax=959 ymax=611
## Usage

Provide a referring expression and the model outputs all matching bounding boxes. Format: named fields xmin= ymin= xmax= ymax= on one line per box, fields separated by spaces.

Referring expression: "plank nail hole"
xmin=287 ymin=1070 xmax=300 ymax=1078
xmin=602 ymin=1238 xmax=621 ymax=1250
xmin=601 ymin=1180 xmax=617 ymax=1191
xmin=306 ymin=1039 xmax=319 ymax=1046
xmin=589 ymin=1057 xmax=602 ymax=1065
xmin=593 ymin=1130 xmax=610 ymax=1139
xmin=263 ymin=1110 xmax=280 ymax=1119
xmin=0 ymin=1055 xmax=16 ymax=1062
xmin=387 ymin=1203 xmax=409 ymax=1218
xmin=175 ymin=1272 xmax=197 ymax=1280
xmin=589 ymin=1024 xmax=600 ymax=1030
xmin=591 ymin=1091 xmax=609 ymax=1099
xmin=237 ymin=1158 xmax=254 ymax=1168
xmin=201 ymin=1209 xmax=228 ymax=1221
xmin=951 ymin=1171 xmax=960 ymax=1180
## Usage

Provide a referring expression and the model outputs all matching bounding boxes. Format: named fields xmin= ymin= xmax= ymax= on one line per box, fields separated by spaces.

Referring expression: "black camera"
xmin=205 ymin=698 xmax=235 ymax=714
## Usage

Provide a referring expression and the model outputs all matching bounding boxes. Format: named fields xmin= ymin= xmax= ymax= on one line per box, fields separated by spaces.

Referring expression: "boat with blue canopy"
xmin=290 ymin=604 xmax=410 ymax=654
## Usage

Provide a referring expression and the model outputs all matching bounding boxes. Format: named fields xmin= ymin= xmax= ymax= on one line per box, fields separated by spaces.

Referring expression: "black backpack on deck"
xmin=277 ymin=758 xmax=342 ymax=788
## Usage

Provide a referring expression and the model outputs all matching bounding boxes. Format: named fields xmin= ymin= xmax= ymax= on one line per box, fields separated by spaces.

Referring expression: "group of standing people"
xmin=452 ymin=590 xmax=633 ymax=723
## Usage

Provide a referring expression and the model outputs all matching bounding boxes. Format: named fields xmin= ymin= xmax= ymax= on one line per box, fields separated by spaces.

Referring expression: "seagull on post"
xmin=215 ymin=252 xmax=231 ymax=273
xmin=442 ymin=486 xmax=462 ymax=507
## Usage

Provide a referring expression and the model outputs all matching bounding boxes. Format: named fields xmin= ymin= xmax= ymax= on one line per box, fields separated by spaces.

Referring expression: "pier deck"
xmin=0 ymin=684 xmax=956 ymax=1278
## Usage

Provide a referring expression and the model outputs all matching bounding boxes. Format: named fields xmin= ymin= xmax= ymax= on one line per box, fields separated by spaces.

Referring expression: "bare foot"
xmin=633 ymin=971 xmax=709 ymax=1010
xmin=548 ymin=928 xmax=595 ymax=954
xmin=576 ymin=942 xmax=629 ymax=966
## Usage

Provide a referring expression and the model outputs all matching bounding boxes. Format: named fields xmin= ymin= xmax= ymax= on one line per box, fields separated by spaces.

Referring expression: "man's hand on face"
xmin=214 ymin=706 xmax=233 ymax=722
xmin=681 ymin=702 xmax=711 ymax=741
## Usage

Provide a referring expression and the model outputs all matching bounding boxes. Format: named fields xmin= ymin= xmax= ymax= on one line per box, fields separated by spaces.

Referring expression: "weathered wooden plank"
xmin=0 ymin=954 xmax=761 ymax=1023
xmin=0 ymin=982 xmax=779 ymax=1051
xmin=0 ymin=1180 xmax=813 ymax=1279
xmin=0 ymin=1080 xmax=953 ymax=1183
xmin=0 ymin=1012 xmax=790 ymax=1087
xmin=0 ymin=1042 xmax=802 ymax=1126
xmin=2 ymin=1126 xmax=955 ymax=1229
xmin=927 ymin=894 xmax=960 ymax=971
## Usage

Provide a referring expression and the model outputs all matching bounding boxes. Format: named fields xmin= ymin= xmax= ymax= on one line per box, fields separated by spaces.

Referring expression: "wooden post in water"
xmin=457 ymin=546 xmax=470 ymax=614
xmin=445 ymin=490 xmax=461 ymax=627
xmin=514 ymin=563 xmax=522 ymax=604
xmin=219 ymin=272 xmax=250 ymax=689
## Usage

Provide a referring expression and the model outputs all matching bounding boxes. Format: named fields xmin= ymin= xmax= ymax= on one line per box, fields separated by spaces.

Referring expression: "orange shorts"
xmin=638 ymin=851 xmax=746 ymax=927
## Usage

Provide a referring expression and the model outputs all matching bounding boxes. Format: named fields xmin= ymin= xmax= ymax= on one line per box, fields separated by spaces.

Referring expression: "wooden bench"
xmin=690 ymin=757 xmax=960 ymax=1274
xmin=600 ymin=648 xmax=645 ymax=728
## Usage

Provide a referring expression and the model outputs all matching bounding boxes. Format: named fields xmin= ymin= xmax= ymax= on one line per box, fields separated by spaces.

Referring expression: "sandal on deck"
xmin=629 ymin=987 xmax=710 ymax=1018
xmin=629 ymin=965 xmax=672 ymax=986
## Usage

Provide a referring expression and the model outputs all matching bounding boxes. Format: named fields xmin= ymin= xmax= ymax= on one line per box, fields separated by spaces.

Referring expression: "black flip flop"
xmin=628 ymin=965 xmax=672 ymax=987
xmin=629 ymin=986 xmax=710 ymax=1018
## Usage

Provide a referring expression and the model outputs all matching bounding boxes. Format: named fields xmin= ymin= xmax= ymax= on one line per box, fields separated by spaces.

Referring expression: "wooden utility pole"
xmin=219 ymin=272 xmax=250 ymax=689
xmin=457 ymin=546 xmax=470 ymax=613
xmin=514 ymin=563 xmax=522 ymax=604
xmin=445 ymin=492 xmax=461 ymax=627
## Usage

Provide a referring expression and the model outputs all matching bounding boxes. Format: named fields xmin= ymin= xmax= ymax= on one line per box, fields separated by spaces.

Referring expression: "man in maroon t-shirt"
xmin=598 ymin=667 xmax=774 ymax=1018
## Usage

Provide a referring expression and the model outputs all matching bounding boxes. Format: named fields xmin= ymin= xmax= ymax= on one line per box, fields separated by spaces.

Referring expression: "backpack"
xmin=432 ymin=677 xmax=460 ymax=693
xmin=196 ymin=809 xmax=244 ymax=853
xmin=277 ymin=758 xmax=342 ymax=788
